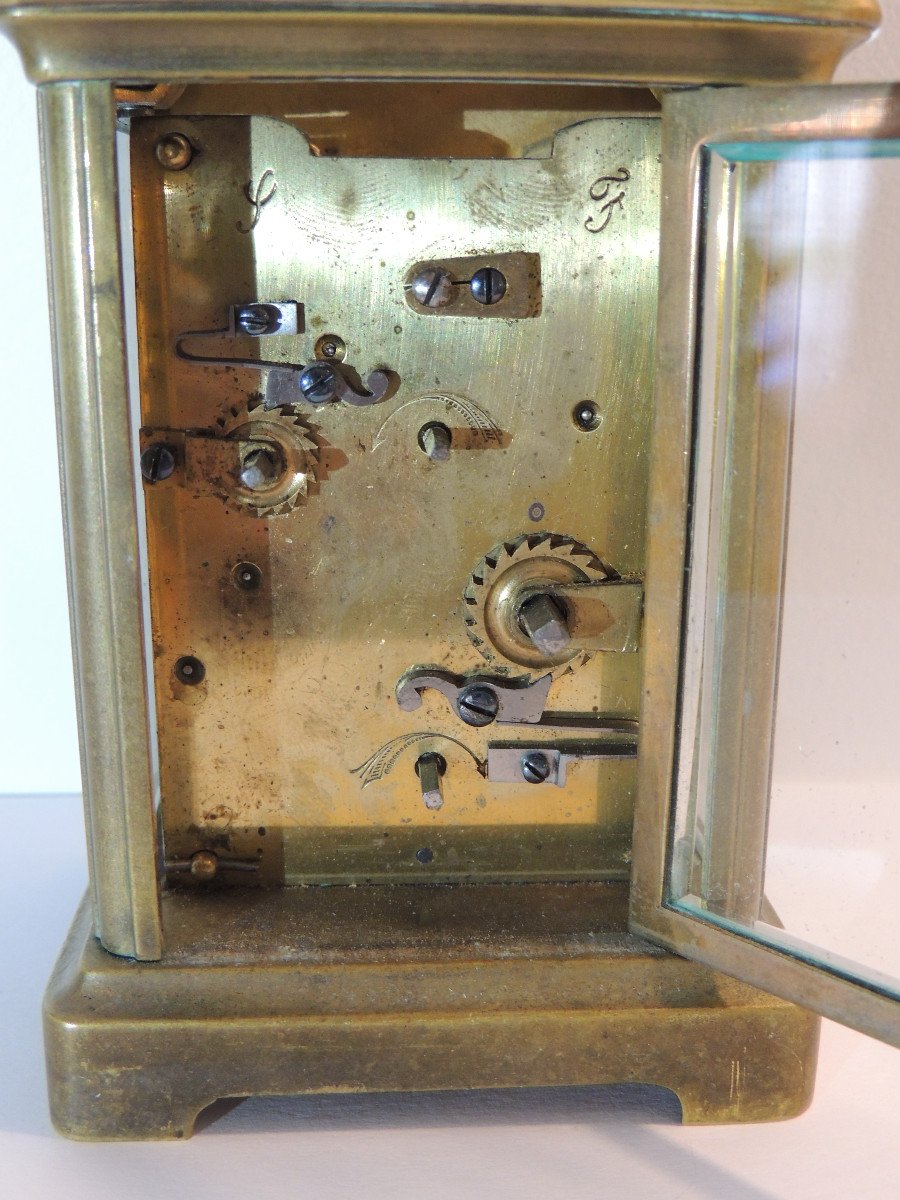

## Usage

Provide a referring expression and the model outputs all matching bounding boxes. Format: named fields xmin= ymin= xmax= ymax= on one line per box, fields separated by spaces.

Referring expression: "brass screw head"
xmin=190 ymin=850 xmax=219 ymax=880
xmin=155 ymin=133 xmax=194 ymax=171
xmin=315 ymin=333 xmax=347 ymax=361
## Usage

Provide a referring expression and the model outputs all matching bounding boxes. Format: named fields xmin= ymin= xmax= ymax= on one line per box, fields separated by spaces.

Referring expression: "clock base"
xmin=44 ymin=884 xmax=818 ymax=1140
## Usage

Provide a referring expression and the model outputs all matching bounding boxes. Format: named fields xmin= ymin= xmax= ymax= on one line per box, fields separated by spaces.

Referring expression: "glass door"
xmin=632 ymin=83 xmax=900 ymax=1046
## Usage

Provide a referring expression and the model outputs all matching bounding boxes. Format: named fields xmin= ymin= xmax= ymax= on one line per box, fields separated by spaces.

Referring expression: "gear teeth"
xmin=213 ymin=399 xmax=319 ymax=519
xmin=462 ymin=531 xmax=611 ymax=682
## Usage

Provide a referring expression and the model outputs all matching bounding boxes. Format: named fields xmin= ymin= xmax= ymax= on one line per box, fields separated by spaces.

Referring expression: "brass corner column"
xmin=39 ymin=80 xmax=162 ymax=961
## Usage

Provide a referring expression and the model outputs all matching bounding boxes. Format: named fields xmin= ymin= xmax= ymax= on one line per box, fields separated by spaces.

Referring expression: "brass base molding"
xmin=45 ymin=884 xmax=818 ymax=1139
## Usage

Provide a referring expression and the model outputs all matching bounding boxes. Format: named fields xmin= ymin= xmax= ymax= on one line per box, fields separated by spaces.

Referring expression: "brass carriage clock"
xmin=2 ymin=0 xmax=898 ymax=1139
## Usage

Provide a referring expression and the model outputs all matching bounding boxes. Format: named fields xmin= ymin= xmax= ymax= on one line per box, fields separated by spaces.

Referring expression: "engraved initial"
xmin=585 ymin=167 xmax=631 ymax=234
xmin=238 ymin=169 xmax=278 ymax=234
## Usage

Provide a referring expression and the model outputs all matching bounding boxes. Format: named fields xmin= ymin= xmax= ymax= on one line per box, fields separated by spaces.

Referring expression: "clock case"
xmin=0 ymin=1 xmax=881 ymax=1139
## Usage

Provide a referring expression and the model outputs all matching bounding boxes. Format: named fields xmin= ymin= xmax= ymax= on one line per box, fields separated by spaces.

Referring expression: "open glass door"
xmin=632 ymin=83 xmax=900 ymax=1046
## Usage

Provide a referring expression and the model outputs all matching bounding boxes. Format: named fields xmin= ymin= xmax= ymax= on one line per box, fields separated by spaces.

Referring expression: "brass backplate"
xmin=132 ymin=103 xmax=660 ymax=885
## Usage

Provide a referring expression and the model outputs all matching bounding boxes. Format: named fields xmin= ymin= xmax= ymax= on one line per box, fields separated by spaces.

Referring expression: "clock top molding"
xmin=0 ymin=0 xmax=881 ymax=87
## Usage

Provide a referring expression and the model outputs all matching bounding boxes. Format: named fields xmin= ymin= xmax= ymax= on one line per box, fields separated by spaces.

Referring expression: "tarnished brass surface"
xmin=168 ymin=81 xmax=662 ymax=158
xmin=0 ymin=1 xmax=880 ymax=87
xmin=38 ymin=82 xmax=163 ymax=960
xmin=45 ymin=886 xmax=820 ymax=1140
xmin=13 ymin=0 xmax=880 ymax=1142
xmin=133 ymin=111 xmax=659 ymax=885
xmin=551 ymin=580 xmax=644 ymax=652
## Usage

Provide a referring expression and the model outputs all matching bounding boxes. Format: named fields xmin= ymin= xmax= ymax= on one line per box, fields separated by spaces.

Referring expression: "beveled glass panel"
xmin=671 ymin=142 xmax=900 ymax=999
xmin=633 ymin=84 xmax=900 ymax=1045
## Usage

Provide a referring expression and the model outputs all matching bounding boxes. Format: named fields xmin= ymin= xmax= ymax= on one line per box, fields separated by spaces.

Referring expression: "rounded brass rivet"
xmin=190 ymin=850 xmax=219 ymax=880
xmin=315 ymin=333 xmax=347 ymax=361
xmin=155 ymin=133 xmax=194 ymax=171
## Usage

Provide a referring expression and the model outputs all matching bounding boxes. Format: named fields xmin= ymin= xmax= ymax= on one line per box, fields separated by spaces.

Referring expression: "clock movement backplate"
xmin=131 ymin=98 xmax=658 ymax=886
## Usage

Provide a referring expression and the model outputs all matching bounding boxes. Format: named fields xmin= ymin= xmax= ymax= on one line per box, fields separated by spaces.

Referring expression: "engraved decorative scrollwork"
xmin=350 ymin=733 xmax=484 ymax=787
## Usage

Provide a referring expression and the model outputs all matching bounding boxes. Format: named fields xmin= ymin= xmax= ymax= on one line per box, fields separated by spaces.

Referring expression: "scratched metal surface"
xmin=131 ymin=113 xmax=660 ymax=884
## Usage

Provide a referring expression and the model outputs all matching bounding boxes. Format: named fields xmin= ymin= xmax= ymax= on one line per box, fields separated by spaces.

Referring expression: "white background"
xmin=1 ymin=10 xmax=899 ymax=1199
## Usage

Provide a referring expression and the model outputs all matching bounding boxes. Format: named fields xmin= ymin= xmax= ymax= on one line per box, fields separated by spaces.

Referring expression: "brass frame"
xmin=632 ymin=82 xmax=900 ymax=1049
xmin=39 ymin=81 xmax=163 ymax=961
xmin=0 ymin=2 xmax=880 ymax=88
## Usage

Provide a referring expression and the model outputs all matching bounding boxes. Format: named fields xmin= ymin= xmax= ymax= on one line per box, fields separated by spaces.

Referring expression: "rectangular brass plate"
xmin=404 ymin=252 xmax=542 ymax=319
xmin=132 ymin=111 xmax=660 ymax=884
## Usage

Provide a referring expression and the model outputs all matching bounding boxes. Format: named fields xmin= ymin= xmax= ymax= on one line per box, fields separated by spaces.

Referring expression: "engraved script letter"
xmin=584 ymin=167 xmax=631 ymax=234
xmin=238 ymin=169 xmax=278 ymax=234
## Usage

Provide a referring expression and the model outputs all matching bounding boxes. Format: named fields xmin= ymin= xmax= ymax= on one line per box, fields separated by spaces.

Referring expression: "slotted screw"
xmin=140 ymin=442 xmax=176 ymax=483
xmin=298 ymin=362 xmax=338 ymax=404
xmin=470 ymin=267 xmax=507 ymax=306
xmin=521 ymin=751 xmax=552 ymax=785
xmin=235 ymin=303 xmax=282 ymax=336
xmin=410 ymin=267 xmax=455 ymax=308
xmin=456 ymin=684 xmax=500 ymax=728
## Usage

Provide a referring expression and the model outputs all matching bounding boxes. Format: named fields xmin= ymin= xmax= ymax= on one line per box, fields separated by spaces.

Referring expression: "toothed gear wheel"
xmin=214 ymin=399 xmax=319 ymax=517
xmin=463 ymin=532 xmax=614 ymax=681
